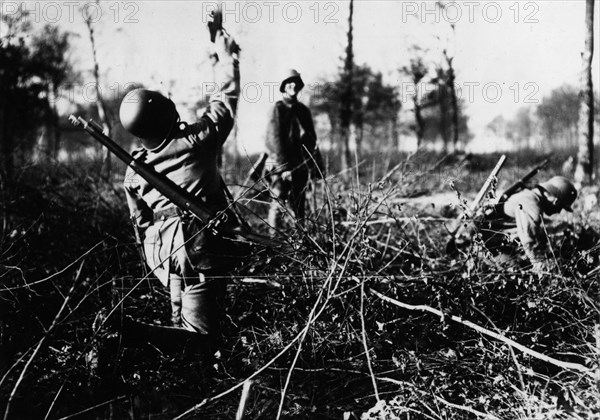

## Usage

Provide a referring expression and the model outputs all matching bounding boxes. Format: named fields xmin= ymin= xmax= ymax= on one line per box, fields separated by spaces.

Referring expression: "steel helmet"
xmin=119 ymin=89 xmax=178 ymax=149
xmin=538 ymin=176 xmax=577 ymax=212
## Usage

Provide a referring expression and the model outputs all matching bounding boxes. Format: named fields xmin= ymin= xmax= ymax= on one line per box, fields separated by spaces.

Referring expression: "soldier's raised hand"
xmin=207 ymin=6 xmax=222 ymax=43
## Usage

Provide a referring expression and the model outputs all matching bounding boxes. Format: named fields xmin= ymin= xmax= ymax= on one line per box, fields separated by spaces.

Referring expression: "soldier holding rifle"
xmin=453 ymin=160 xmax=578 ymax=274
xmin=119 ymin=11 xmax=240 ymax=346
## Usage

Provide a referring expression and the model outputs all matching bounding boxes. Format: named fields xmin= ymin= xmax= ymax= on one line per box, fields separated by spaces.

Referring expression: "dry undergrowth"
xmin=0 ymin=154 xmax=599 ymax=419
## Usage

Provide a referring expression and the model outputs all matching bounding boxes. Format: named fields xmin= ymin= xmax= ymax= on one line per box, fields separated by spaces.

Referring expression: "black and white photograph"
xmin=1 ymin=0 xmax=599 ymax=418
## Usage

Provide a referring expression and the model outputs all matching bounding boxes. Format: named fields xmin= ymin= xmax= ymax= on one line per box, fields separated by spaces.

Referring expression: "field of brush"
xmin=1 ymin=149 xmax=599 ymax=419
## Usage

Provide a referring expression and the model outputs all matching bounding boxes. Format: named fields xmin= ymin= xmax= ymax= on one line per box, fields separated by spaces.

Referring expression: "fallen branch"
xmin=340 ymin=216 xmax=452 ymax=227
xmin=238 ymin=278 xmax=283 ymax=289
xmin=369 ymin=288 xmax=594 ymax=377
xmin=235 ymin=380 xmax=253 ymax=420
xmin=434 ymin=396 xmax=500 ymax=420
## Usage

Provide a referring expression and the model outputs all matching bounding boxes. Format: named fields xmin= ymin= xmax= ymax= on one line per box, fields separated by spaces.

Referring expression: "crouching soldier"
xmin=118 ymin=20 xmax=241 ymax=352
xmin=454 ymin=176 xmax=577 ymax=274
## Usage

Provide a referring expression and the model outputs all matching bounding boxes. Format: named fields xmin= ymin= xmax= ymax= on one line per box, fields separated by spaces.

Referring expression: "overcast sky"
xmin=12 ymin=0 xmax=599 ymax=153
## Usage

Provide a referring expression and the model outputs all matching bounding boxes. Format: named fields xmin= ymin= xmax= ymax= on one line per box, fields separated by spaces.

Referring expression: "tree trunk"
xmin=339 ymin=0 xmax=354 ymax=178
xmin=85 ymin=10 xmax=112 ymax=178
xmin=414 ymin=98 xmax=424 ymax=148
xmin=574 ymin=0 xmax=595 ymax=185
xmin=444 ymin=52 xmax=459 ymax=152
xmin=37 ymin=85 xmax=56 ymax=162
xmin=349 ymin=123 xmax=358 ymax=157
xmin=0 ymin=82 xmax=13 ymax=185
xmin=340 ymin=124 xmax=351 ymax=175
xmin=438 ymin=79 xmax=450 ymax=153
xmin=354 ymin=120 xmax=364 ymax=154
xmin=229 ymin=121 xmax=241 ymax=178
xmin=390 ymin=117 xmax=399 ymax=153
xmin=51 ymin=84 xmax=61 ymax=160
xmin=327 ymin=113 xmax=338 ymax=155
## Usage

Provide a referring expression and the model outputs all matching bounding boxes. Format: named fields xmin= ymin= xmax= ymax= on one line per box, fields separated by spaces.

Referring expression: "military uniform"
xmin=123 ymin=30 xmax=239 ymax=336
xmin=478 ymin=189 xmax=551 ymax=271
xmin=456 ymin=177 xmax=577 ymax=273
xmin=266 ymin=70 xmax=320 ymax=230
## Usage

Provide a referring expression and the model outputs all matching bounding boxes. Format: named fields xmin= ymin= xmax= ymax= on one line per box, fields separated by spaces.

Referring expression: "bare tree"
xmin=83 ymin=1 xmax=113 ymax=177
xmin=436 ymin=2 xmax=460 ymax=151
xmin=401 ymin=52 xmax=428 ymax=148
xmin=0 ymin=10 xmax=33 ymax=184
xmin=574 ymin=0 xmax=595 ymax=185
xmin=1 ymin=11 xmax=72 ymax=180
xmin=31 ymin=25 xmax=73 ymax=161
xmin=311 ymin=65 xmax=399 ymax=155
xmin=536 ymin=85 xmax=580 ymax=147
xmin=339 ymin=0 xmax=354 ymax=178
xmin=442 ymin=44 xmax=459 ymax=151
xmin=434 ymin=66 xmax=450 ymax=152
xmin=506 ymin=107 xmax=534 ymax=147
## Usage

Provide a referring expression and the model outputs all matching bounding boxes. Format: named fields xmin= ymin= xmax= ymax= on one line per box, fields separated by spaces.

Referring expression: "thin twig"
xmin=176 ymin=219 xmax=365 ymax=420
xmin=275 ymin=242 xmax=358 ymax=419
xmin=0 ymin=347 xmax=34 ymax=389
xmin=56 ymin=395 xmax=128 ymax=420
xmin=470 ymin=304 xmax=529 ymax=416
xmin=0 ymin=241 xmax=104 ymax=291
xmin=360 ymin=280 xmax=380 ymax=402
xmin=3 ymin=259 xmax=86 ymax=420
xmin=173 ymin=253 xmax=345 ymax=420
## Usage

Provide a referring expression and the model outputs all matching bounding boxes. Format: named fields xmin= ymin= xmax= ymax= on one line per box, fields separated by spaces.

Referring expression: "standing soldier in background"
xmin=454 ymin=176 xmax=578 ymax=274
xmin=119 ymin=11 xmax=241 ymax=351
xmin=266 ymin=69 xmax=324 ymax=233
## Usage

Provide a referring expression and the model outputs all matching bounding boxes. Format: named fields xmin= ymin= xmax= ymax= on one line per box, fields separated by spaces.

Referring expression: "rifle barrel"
xmin=446 ymin=154 xmax=506 ymax=239
xmin=497 ymin=158 xmax=550 ymax=203
xmin=469 ymin=154 xmax=506 ymax=214
xmin=69 ymin=115 xmax=280 ymax=249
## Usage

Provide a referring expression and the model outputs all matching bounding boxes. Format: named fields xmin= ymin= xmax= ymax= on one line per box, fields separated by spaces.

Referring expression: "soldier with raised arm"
xmin=119 ymin=12 xmax=241 ymax=349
